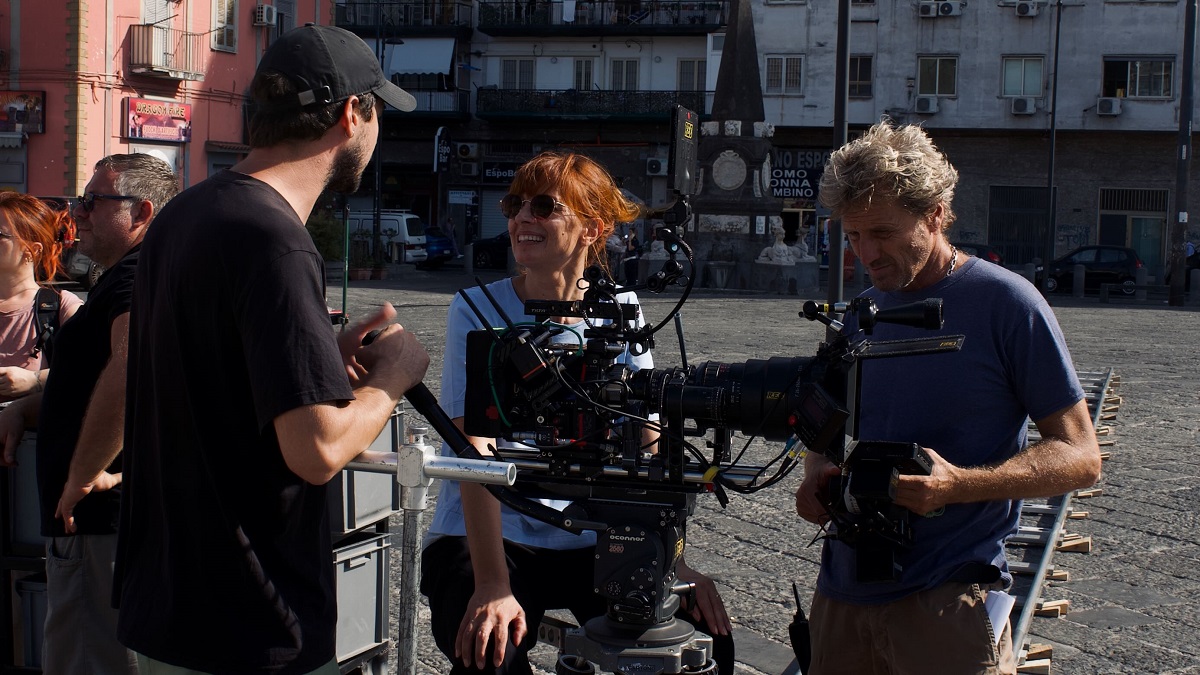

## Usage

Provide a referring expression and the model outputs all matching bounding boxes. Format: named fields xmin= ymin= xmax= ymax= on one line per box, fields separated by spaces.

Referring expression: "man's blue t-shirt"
xmin=818 ymin=256 xmax=1084 ymax=604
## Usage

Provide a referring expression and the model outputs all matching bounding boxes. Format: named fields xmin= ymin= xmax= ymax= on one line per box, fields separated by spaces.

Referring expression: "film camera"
xmin=454 ymin=226 xmax=961 ymax=672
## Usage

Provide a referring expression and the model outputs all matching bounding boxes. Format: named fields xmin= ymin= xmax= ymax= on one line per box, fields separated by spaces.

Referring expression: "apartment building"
xmin=337 ymin=0 xmax=1195 ymax=275
xmin=0 ymin=0 xmax=320 ymax=195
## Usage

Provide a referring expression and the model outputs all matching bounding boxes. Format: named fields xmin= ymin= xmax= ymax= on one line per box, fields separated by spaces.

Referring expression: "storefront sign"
xmin=448 ymin=190 xmax=476 ymax=205
xmin=0 ymin=91 xmax=45 ymax=134
xmin=769 ymin=148 xmax=831 ymax=202
xmin=481 ymin=162 xmax=522 ymax=185
xmin=125 ymin=98 xmax=192 ymax=143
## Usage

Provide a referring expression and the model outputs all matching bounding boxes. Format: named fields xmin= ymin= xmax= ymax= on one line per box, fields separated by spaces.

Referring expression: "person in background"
xmin=446 ymin=215 xmax=463 ymax=259
xmin=623 ymin=226 xmax=641 ymax=285
xmin=0 ymin=154 xmax=179 ymax=675
xmin=794 ymin=120 xmax=1101 ymax=675
xmin=0 ymin=193 xmax=82 ymax=402
xmin=421 ymin=151 xmax=735 ymax=675
xmin=113 ymin=25 xmax=429 ymax=674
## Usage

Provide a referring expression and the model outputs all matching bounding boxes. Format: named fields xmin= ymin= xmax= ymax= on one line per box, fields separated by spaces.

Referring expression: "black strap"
xmin=32 ymin=287 xmax=60 ymax=358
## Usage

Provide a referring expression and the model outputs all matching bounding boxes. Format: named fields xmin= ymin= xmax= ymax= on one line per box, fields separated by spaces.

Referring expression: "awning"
xmin=0 ymin=132 xmax=24 ymax=149
xmin=384 ymin=38 xmax=456 ymax=76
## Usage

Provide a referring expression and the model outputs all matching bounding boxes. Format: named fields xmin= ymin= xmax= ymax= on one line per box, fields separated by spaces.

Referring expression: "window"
xmin=1002 ymin=57 xmax=1043 ymax=97
xmin=917 ymin=56 xmax=957 ymax=96
xmin=1103 ymin=58 xmax=1173 ymax=98
xmin=212 ymin=0 xmax=237 ymax=52
xmin=849 ymin=55 xmax=872 ymax=98
xmin=611 ymin=59 xmax=639 ymax=90
xmin=502 ymin=58 xmax=535 ymax=89
xmin=765 ymin=55 xmax=802 ymax=95
xmin=273 ymin=0 xmax=296 ymax=41
xmin=575 ymin=59 xmax=593 ymax=91
xmin=678 ymin=59 xmax=707 ymax=92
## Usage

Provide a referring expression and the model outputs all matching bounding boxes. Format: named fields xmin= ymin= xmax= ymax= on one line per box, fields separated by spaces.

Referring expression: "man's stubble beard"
xmin=326 ymin=138 xmax=371 ymax=195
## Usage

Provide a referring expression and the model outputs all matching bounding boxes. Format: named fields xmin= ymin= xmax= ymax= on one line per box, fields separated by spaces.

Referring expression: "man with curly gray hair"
xmin=795 ymin=121 xmax=1101 ymax=674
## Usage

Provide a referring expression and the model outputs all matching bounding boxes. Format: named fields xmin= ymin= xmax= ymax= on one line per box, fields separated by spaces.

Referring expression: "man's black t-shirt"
xmin=35 ymin=248 xmax=138 ymax=537
xmin=114 ymin=171 xmax=354 ymax=673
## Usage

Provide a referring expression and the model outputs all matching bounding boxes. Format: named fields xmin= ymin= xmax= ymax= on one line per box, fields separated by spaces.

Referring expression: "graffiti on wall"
xmin=1056 ymin=222 xmax=1090 ymax=250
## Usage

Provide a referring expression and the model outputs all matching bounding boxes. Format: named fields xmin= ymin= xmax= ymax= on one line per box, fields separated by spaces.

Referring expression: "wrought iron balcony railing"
xmin=335 ymin=1 xmax=473 ymax=29
xmin=402 ymin=88 xmax=471 ymax=115
xmin=476 ymin=88 xmax=710 ymax=119
xmin=478 ymin=0 xmax=727 ymax=31
xmin=128 ymin=24 xmax=206 ymax=81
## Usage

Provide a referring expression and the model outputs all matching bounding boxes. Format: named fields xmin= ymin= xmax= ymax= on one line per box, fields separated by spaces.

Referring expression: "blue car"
xmin=417 ymin=226 xmax=455 ymax=269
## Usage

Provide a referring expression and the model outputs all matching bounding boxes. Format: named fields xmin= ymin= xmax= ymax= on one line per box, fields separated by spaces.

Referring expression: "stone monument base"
xmin=752 ymin=262 xmax=800 ymax=294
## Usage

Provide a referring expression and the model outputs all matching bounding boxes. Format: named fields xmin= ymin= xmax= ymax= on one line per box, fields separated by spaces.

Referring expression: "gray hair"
xmin=818 ymin=121 xmax=959 ymax=230
xmin=95 ymin=153 xmax=181 ymax=220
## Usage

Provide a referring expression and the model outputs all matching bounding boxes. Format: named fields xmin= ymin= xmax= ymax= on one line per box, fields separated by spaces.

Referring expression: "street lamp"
xmin=372 ymin=6 xmax=403 ymax=271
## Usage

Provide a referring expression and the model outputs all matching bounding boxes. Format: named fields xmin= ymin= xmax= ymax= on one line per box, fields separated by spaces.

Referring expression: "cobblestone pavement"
xmin=331 ymin=264 xmax=1200 ymax=675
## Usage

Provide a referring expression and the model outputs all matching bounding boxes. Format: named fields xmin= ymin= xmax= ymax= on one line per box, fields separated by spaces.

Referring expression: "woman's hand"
xmin=676 ymin=558 xmax=733 ymax=636
xmin=456 ymin=582 xmax=528 ymax=669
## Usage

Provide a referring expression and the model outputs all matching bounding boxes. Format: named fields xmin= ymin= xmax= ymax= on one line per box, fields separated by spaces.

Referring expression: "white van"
xmin=346 ymin=210 xmax=427 ymax=264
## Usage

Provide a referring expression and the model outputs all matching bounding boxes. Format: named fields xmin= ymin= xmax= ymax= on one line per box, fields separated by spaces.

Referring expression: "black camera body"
xmin=826 ymin=441 xmax=934 ymax=584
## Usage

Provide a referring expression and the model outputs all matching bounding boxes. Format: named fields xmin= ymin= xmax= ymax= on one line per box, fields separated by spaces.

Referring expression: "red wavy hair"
xmin=0 ymin=192 xmax=76 ymax=283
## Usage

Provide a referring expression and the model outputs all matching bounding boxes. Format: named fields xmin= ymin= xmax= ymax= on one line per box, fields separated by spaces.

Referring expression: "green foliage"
xmin=306 ymin=208 xmax=348 ymax=263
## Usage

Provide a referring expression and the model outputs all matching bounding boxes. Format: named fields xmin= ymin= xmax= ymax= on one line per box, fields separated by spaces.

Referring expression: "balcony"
xmin=478 ymin=0 xmax=727 ymax=36
xmin=389 ymin=88 xmax=471 ymax=119
xmin=335 ymin=1 xmax=473 ymax=38
xmin=128 ymin=24 xmax=206 ymax=81
xmin=476 ymin=88 xmax=710 ymax=120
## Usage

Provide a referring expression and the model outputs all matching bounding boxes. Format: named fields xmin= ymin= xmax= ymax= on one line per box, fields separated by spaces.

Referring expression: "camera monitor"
xmin=668 ymin=105 xmax=699 ymax=197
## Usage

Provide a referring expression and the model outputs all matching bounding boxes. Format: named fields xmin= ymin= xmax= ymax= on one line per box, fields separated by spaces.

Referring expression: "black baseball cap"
xmin=256 ymin=23 xmax=416 ymax=112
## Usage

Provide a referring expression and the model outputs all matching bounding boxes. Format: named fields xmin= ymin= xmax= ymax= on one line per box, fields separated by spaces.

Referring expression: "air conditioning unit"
xmin=937 ymin=1 xmax=961 ymax=15
xmin=456 ymin=142 xmax=479 ymax=159
xmin=1015 ymin=0 xmax=1039 ymax=16
xmin=253 ymin=4 xmax=278 ymax=26
xmin=915 ymin=95 xmax=939 ymax=114
xmin=1097 ymin=97 xmax=1122 ymax=116
xmin=646 ymin=158 xmax=668 ymax=176
xmin=918 ymin=1 xmax=940 ymax=17
xmin=460 ymin=162 xmax=479 ymax=177
xmin=1010 ymin=97 xmax=1037 ymax=115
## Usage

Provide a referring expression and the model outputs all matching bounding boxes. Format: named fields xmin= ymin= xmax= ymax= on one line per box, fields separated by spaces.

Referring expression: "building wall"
xmin=3 ymin=0 xmax=318 ymax=195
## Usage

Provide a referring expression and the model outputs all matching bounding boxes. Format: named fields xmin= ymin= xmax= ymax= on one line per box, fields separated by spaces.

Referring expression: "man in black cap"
xmin=114 ymin=25 xmax=429 ymax=674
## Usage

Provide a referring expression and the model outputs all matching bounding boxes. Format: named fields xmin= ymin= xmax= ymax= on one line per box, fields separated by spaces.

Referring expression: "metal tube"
xmin=344 ymin=452 xmax=517 ymax=486
xmin=396 ymin=508 xmax=422 ymax=675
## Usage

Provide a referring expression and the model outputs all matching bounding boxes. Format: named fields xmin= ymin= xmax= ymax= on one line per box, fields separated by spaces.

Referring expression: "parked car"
xmin=472 ymin=231 xmax=511 ymax=270
xmin=951 ymin=241 xmax=1004 ymax=265
xmin=345 ymin=209 xmax=427 ymax=264
xmin=416 ymin=226 xmax=454 ymax=270
xmin=1038 ymin=245 xmax=1143 ymax=295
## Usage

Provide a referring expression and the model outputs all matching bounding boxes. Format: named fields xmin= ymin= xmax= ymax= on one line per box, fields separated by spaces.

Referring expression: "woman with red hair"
xmin=422 ymin=151 xmax=735 ymax=675
xmin=0 ymin=193 xmax=82 ymax=402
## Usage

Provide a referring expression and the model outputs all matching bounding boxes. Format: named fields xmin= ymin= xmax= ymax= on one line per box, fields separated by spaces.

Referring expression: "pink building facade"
xmin=0 ymin=0 xmax=324 ymax=196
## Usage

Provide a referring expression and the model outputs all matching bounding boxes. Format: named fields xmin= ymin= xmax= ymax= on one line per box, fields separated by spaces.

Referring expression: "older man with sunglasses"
xmin=0 ymin=153 xmax=179 ymax=675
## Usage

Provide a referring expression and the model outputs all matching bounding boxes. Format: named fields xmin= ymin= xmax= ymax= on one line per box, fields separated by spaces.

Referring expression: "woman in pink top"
xmin=0 ymin=193 xmax=82 ymax=402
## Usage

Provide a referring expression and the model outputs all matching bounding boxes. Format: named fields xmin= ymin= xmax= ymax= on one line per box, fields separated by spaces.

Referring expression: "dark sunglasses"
xmin=75 ymin=193 xmax=139 ymax=213
xmin=499 ymin=194 xmax=571 ymax=220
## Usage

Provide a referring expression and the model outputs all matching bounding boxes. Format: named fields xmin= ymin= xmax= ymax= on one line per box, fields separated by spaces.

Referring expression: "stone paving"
xmin=331 ymin=264 xmax=1200 ymax=675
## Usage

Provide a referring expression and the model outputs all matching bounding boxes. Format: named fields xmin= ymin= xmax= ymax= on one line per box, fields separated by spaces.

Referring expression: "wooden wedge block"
xmin=1034 ymin=599 xmax=1070 ymax=617
xmin=1018 ymin=658 xmax=1052 ymax=674
xmin=1046 ymin=569 xmax=1071 ymax=581
xmin=1026 ymin=644 xmax=1054 ymax=660
xmin=1057 ymin=536 xmax=1093 ymax=553
xmin=1075 ymin=488 xmax=1103 ymax=498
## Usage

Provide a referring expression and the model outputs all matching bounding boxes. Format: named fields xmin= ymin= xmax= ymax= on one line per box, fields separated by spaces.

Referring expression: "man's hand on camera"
xmin=893 ymin=446 xmax=961 ymax=516
xmin=795 ymin=452 xmax=840 ymax=524
xmin=456 ymin=583 xmax=527 ymax=669
xmin=676 ymin=558 xmax=733 ymax=636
